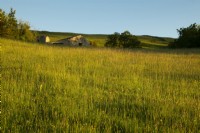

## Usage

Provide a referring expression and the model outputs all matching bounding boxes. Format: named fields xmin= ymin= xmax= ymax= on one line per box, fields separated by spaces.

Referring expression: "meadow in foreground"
xmin=1 ymin=38 xmax=200 ymax=132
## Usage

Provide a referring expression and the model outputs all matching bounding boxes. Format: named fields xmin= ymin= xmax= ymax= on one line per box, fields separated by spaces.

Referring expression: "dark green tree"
xmin=170 ymin=23 xmax=200 ymax=48
xmin=105 ymin=32 xmax=120 ymax=47
xmin=118 ymin=31 xmax=131 ymax=47
xmin=0 ymin=9 xmax=8 ymax=37
xmin=0 ymin=8 xmax=36 ymax=41
xmin=7 ymin=8 xmax=18 ymax=39
xmin=105 ymin=31 xmax=140 ymax=48
xmin=18 ymin=21 xmax=36 ymax=41
xmin=0 ymin=8 xmax=18 ymax=38
xmin=119 ymin=31 xmax=140 ymax=48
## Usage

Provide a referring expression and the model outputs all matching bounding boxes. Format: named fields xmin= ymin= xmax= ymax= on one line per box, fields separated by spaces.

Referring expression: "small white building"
xmin=37 ymin=35 xmax=50 ymax=43
xmin=53 ymin=35 xmax=90 ymax=46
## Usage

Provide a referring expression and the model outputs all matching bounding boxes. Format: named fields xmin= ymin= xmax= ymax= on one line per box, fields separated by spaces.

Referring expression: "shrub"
xmin=170 ymin=23 xmax=200 ymax=48
xmin=105 ymin=31 xmax=140 ymax=48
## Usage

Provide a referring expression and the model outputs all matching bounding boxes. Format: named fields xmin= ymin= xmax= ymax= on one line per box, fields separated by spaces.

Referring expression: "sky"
xmin=1 ymin=0 xmax=200 ymax=38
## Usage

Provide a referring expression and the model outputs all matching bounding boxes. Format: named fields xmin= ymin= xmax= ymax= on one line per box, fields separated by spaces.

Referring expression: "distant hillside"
xmin=35 ymin=31 xmax=175 ymax=48
xmin=138 ymin=35 xmax=174 ymax=49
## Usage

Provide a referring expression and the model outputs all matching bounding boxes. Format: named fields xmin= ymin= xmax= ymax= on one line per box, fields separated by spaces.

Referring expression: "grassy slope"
xmin=36 ymin=31 xmax=174 ymax=48
xmin=2 ymin=38 xmax=200 ymax=132
xmin=139 ymin=35 xmax=174 ymax=49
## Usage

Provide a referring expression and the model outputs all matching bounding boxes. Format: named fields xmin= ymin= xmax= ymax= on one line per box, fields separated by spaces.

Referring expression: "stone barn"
xmin=53 ymin=35 xmax=90 ymax=46
xmin=37 ymin=35 xmax=50 ymax=43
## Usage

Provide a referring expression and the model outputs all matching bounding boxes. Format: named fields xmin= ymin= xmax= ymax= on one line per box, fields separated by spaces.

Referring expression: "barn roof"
xmin=56 ymin=35 xmax=84 ymax=42
xmin=52 ymin=35 xmax=90 ymax=46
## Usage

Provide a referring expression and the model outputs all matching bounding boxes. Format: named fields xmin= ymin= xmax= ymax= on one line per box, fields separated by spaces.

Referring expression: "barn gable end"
xmin=53 ymin=35 xmax=90 ymax=46
xmin=37 ymin=35 xmax=50 ymax=43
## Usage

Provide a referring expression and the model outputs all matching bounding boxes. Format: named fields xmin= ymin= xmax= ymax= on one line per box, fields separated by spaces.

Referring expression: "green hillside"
xmin=36 ymin=31 xmax=174 ymax=48
xmin=36 ymin=31 xmax=107 ymax=47
xmin=2 ymin=38 xmax=200 ymax=132
xmin=139 ymin=35 xmax=174 ymax=49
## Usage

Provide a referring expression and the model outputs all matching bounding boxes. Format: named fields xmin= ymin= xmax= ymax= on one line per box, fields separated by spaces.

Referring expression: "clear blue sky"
xmin=1 ymin=0 xmax=200 ymax=38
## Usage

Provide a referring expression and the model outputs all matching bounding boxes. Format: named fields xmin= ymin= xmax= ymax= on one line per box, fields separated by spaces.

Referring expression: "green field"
xmin=1 ymin=38 xmax=200 ymax=132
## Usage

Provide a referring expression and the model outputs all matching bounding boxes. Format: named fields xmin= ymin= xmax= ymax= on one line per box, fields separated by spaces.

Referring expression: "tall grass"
xmin=1 ymin=38 xmax=200 ymax=132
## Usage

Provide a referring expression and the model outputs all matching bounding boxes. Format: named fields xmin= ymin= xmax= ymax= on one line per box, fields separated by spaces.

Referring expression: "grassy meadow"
xmin=1 ymin=38 xmax=200 ymax=132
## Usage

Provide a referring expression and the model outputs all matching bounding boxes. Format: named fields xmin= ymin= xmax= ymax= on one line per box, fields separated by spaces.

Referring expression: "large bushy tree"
xmin=0 ymin=8 xmax=36 ymax=41
xmin=18 ymin=21 xmax=36 ymax=41
xmin=0 ymin=9 xmax=8 ymax=37
xmin=105 ymin=31 xmax=140 ymax=48
xmin=170 ymin=23 xmax=200 ymax=48
xmin=119 ymin=31 xmax=140 ymax=48
xmin=105 ymin=32 xmax=120 ymax=47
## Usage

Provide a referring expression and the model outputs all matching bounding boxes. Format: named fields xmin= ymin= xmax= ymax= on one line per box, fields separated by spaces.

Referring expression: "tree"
xmin=105 ymin=32 xmax=120 ymax=47
xmin=18 ymin=21 xmax=36 ymax=41
xmin=105 ymin=31 xmax=140 ymax=48
xmin=7 ymin=8 xmax=18 ymax=39
xmin=0 ymin=8 xmax=18 ymax=38
xmin=170 ymin=23 xmax=200 ymax=48
xmin=0 ymin=9 xmax=8 ymax=37
xmin=119 ymin=31 xmax=140 ymax=48
xmin=0 ymin=8 xmax=36 ymax=41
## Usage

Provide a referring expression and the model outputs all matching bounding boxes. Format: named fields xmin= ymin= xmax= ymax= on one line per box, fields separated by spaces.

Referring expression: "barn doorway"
xmin=79 ymin=43 xmax=83 ymax=46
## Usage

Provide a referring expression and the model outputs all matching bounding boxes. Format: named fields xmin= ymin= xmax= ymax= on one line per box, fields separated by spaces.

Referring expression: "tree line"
xmin=106 ymin=24 xmax=200 ymax=48
xmin=0 ymin=8 xmax=36 ymax=41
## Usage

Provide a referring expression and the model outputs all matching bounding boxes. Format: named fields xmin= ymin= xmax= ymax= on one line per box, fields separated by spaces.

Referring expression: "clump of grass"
xmin=1 ymin=38 xmax=200 ymax=132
